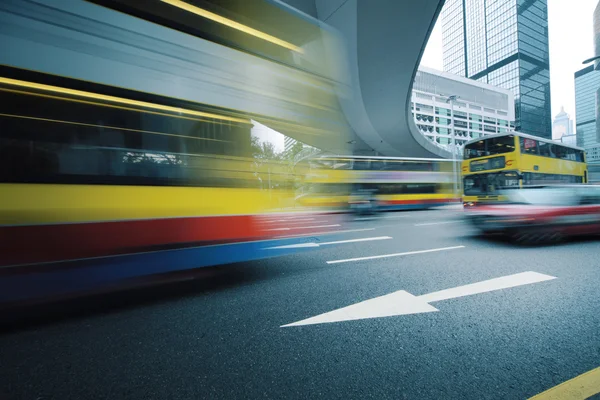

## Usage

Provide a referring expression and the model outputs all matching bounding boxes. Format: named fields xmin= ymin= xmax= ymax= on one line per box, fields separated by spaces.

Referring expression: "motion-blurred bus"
xmin=461 ymin=132 xmax=587 ymax=207
xmin=299 ymin=156 xmax=460 ymax=211
xmin=0 ymin=70 xmax=337 ymax=306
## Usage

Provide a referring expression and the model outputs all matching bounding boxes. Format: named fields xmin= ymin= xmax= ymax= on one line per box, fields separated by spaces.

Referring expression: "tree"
xmin=251 ymin=136 xmax=281 ymax=161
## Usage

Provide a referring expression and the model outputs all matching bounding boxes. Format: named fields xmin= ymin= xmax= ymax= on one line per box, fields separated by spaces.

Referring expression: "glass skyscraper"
xmin=574 ymin=65 xmax=600 ymax=149
xmin=441 ymin=0 xmax=552 ymax=139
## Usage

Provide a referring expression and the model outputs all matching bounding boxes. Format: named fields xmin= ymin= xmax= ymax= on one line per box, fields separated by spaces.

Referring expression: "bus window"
xmin=523 ymin=173 xmax=583 ymax=185
xmin=463 ymin=172 xmax=519 ymax=195
xmin=553 ymin=145 xmax=567 ymax=160
xmin=564 ymin=148 xmax=577 ymax=161
xmin=464 ymin=140 xmax=486 ymax=159
xmin=519 ymin=137 xmax=538 ymax=155
xmin=486 ymin=135 xmax=515 ymax=156
xmin=538 ymin=141 xmax=552 ymax=157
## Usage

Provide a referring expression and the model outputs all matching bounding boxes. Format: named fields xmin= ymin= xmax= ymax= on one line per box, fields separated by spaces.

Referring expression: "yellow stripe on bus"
xmin=0 ymin=184 xmax=294 ymax=225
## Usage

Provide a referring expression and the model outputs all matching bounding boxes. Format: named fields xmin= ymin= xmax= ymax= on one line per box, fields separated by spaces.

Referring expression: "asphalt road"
xmin=1 ymin=208 xmax=600 ymax=399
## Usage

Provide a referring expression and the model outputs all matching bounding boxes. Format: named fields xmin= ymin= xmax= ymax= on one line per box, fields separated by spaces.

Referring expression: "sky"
xmin=251 ymin=120 xmax=285 ymax=152
xmin=420 ymin=0 xmax=599 ymax=132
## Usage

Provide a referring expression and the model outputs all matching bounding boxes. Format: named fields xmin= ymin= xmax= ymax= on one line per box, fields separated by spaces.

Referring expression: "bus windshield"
xmin=464 ymin=135 xmax=515 ymax=159
xmin=463 ymin=171 xmax=520 ymax=195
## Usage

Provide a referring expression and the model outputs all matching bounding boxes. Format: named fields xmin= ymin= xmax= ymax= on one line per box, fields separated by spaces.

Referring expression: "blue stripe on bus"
xmin=0 ymin=235 xmax=326 ymax=304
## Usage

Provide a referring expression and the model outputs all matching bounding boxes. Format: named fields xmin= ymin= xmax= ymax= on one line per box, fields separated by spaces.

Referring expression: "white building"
xmin=552 ymin=106 xmax=574 ymax=140
xmin=412 ymin=66 xmax=515 ymax=155
xmin=586 ymin=144 xmax=600 ymax=163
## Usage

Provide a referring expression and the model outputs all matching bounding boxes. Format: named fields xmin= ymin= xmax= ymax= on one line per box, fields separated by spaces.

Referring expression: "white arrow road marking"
xmin=326 ymin=245 xmax=465 ymax=264
xmin=281 ymin=291 xmax=438 ymax=327
xmin=281 ymin=271 xmax=557 ymax=327
xmin=418 ymin=271 xmax=556 ymax=303
xmin=264 ymin=236 xmax=392 ymax=250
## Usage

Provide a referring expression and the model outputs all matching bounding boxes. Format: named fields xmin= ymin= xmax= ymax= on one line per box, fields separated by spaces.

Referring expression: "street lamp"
xmin=445 ymin=95 xmax=460 ymax=199
xmin=582 ymin=55 xmax=600 ymax=65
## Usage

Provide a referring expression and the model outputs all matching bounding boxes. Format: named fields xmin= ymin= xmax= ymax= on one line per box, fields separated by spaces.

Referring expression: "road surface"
xmin=1 ymin=209 xmax=599 ymax=399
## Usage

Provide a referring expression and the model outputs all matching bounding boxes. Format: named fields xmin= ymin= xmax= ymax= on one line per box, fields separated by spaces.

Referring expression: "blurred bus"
xmin=462 ymin=132 xmax=587 ymax=207
xmin=299 ymin=156 xmax=460 ymax=211
xmin=0 ymin=70 xmax=331 ymax=306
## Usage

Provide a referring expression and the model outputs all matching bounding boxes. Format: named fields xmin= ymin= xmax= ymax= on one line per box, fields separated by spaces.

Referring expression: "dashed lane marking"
xmin=265 ymin=236 xmax=392 ymax=250
xmin=266 ymin=224 xmax=341 ymax=231
xmin=414 ymin=221 xmax=458 ymax=226
xmin=326 ymin=245 xmax=465 ymax=264
xmin=274 ymin=228 xmax=375 ymax=239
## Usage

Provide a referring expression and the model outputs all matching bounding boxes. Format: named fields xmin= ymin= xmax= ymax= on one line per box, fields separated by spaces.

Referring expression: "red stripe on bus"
xmin=0 ymin=215 xmax=260 ymax=267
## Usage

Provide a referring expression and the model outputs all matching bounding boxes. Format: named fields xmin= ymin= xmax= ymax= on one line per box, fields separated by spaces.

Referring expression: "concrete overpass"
xmin=0 ymin=0 xmax=450 ymax=158
xmin=281 ymin=0 xmax=451 ymax=158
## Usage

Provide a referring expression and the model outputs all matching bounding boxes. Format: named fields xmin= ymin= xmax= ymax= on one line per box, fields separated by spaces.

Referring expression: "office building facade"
xmin=574 ymin=65 xmax=600 ymax=148
xmin=441 ymin=0 xmax=552 ymax=139
xmin=412 ymin=66 xmax=515 ymax=154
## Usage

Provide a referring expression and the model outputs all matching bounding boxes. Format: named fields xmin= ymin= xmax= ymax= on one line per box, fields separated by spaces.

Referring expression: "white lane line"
xmin=418 ymin=271 xmax=556 ymax=303
xmin=320 ymin=236 xmax=392 ymax=246
xmin=414 ymin=221 xmax=458 ymax=226
xmin=264 ymin=218 xmax=316 ymax=223
xmin=355 ymin=215 xmax=409 ymax=221
xmin=265 ymin=224 xmax=341 ymax=232
xmin=299 ymin=224 xmax=341 ymax=229
xmin=326 ymin=245 xmax=465 ymax=264
xmin=275 ymin=228 xmax=375 ymax=238
xmin=264 ymin=243 xmax=321 ymax=249
xmin=265 ymin=236 xmax=392 ymax=250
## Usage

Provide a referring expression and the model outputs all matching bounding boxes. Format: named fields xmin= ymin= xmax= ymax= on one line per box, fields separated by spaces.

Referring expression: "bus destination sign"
xmin=470 ymin=156 xmax=506 ymax=172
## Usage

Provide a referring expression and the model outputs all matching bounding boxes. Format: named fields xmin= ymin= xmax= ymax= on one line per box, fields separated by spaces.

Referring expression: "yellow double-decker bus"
xmin=299 ymin=156 xmax=460 ymax=210
xmin=461 ymin=132 xmax=587 ymax=207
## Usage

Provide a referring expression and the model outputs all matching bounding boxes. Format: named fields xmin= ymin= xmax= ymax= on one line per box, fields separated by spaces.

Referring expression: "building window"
xmin=454 ymin=111 xmax=468 ymax=119
xmin=454 ymin=120 xmax=468 ymax=129
xmin=436 ymin=107 xmax=451 ymax=116
xmin=415 ymin=103 xmax=434 ymax=112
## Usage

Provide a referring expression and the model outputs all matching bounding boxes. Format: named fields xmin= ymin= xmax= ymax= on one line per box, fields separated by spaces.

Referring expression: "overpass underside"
xmin=0 ymin=0 xmax=449 ymax=158
xmin=281 ymin=0 xmax=451 ymax=158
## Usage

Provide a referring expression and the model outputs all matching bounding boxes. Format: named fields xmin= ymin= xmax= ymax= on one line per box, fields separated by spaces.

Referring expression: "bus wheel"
xmin=548 ymin=231 xmax=564 ymax=244
xmin=511 ymin=231 xmax=528 ymax=244
xmin=511 ymin=230 xmax=537 ymax=245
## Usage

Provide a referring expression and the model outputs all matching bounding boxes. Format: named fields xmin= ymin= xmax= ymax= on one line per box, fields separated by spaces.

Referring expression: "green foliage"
xmin=251 ymin=135 xmax=281 ymax=161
